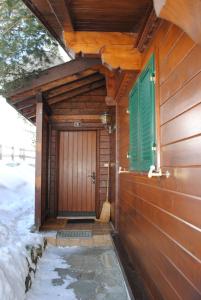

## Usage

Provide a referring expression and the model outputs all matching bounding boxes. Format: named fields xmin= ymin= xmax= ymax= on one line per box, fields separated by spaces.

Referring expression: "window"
xmin=129 ymin=54 xmax=156 ymax=172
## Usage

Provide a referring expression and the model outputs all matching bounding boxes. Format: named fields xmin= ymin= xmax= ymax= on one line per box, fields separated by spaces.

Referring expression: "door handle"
xmin=88 ymin=172 xmax=96 ymax=184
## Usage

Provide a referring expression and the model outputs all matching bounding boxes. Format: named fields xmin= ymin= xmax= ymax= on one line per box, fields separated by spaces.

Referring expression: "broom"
xmin=96 ymin=162 xmax=111 ymax=223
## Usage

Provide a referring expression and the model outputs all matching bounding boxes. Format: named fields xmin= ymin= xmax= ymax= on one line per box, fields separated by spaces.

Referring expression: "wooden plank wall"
xmin=98 ymin=129 xmax=111 ymax=217
xmin=110 ymin=109 xmax=116 ymax=225
xmin=117 ymin=21 xmax=201 ymax=299
xmin=48 ymin=127 xmax=59 ymax=217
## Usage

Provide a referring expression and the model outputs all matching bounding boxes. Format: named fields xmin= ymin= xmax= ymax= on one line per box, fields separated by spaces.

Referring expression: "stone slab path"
xmin=26 ymin=245 xmax=130 ymax=300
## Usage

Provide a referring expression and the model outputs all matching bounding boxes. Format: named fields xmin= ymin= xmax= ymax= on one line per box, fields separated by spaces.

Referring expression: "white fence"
xmin=0 ymin=145 xmax=35 ymax=163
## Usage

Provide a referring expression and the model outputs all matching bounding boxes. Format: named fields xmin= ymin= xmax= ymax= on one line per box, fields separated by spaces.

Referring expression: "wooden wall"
xmin=117 ymin=21 xmax=201 ymax=299
xmin=97 ymin=129 xmax=111 ymax=217
xmin=48 ymin=127 xmax=59 ymax=217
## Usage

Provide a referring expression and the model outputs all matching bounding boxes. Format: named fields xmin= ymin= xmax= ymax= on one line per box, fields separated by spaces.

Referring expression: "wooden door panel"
xmin=58 ymin=131 xmax=96 ymax=216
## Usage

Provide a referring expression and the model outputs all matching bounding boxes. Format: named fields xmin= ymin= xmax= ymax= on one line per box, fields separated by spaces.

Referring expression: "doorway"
xmin=58 ymin=131 xmax=96 ymax=217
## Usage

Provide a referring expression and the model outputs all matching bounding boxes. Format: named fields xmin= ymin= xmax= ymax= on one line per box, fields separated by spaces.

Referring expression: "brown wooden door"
xmin=58 ymin=131 xmax=96 ymax=217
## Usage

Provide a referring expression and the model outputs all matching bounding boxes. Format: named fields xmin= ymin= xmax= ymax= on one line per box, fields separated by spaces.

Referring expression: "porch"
xmin=7 ymin=58 xmax=116 ymax=229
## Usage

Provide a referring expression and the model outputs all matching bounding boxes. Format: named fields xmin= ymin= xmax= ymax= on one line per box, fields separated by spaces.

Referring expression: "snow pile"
xmin=26 ymin=247 xmax=77 ymax=300
xmin=0 ymin=162 xmax=42 ymax=300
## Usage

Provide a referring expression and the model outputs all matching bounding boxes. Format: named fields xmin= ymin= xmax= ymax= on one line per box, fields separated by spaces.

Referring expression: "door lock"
xmin=88 ymin=172 xmax=96 ymax=184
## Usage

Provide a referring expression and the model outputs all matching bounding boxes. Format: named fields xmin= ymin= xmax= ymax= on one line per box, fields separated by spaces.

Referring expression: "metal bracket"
xmin=148 ymin=165 xmax=170 ymax=178
xmin=118 ymin=166 xmax=130 ymax=174
xmin=150 ymin=73 xmax=156 ymax=84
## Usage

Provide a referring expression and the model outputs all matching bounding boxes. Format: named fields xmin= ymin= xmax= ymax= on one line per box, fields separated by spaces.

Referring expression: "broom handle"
xmin=106 ymin=162 xmax=110 ymax=202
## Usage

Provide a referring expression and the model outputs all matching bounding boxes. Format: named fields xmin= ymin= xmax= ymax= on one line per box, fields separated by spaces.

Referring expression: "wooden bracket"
xmin=94 ymin=65 xmax=120 ymax=106
xmin=64 ymin=32 xmax=142 ymax=70
xmin=135 ymin=9 xmax=161 ymax=53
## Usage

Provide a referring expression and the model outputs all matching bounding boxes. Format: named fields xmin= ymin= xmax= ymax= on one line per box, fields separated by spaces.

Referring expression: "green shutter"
xmin=129 ymin=83 xmax=139 ymax=170
xmin=139 ymin=55 xmax=155 ymax=171
xmin=129 ymin=54 xmax=156 ymax=172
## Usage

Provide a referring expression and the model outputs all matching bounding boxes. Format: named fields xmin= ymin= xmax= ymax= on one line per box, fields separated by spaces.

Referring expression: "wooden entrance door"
xmin=58 ymin=131 xmax=96 ymax=217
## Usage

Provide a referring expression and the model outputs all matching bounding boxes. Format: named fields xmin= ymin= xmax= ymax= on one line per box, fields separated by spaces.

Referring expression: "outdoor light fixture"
xmin=74 ymin=121 xmax=81 ymax=127
xmin=100 ymin=112 xmax=115 ymax=134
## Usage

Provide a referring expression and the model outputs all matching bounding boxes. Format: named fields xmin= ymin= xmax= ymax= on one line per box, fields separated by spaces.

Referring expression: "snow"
xmin=26 ymin=247 xmax=77 ymax=300
xmin=0 ymin=162 xmax=42 ymax=300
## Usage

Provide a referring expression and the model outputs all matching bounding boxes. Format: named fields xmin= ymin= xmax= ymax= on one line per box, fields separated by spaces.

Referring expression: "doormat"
xmin=67 ymin=219 xmax=95 ymax=224
xmin=57 ymin=230 xmax=92 ymax=239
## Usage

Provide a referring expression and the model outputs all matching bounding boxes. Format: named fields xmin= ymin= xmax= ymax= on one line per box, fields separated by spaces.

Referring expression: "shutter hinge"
xmin=152 ymin=143 xmax=157 ymax=151
xmin=150 ymin=73 xmax=156 ymax=84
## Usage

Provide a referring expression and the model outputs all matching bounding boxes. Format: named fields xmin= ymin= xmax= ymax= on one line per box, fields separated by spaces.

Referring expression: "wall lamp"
xmin=100 ymin=112 xmax=115 ymax=134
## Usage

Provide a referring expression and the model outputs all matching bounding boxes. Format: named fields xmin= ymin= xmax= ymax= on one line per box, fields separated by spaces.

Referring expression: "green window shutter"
xmin=129 ymin=83 xmax=139 ymax=170
xmin=139 ymin=55 xmax=155 ymax=171
xmin=129 ymin=54 xmax=156 ymax=172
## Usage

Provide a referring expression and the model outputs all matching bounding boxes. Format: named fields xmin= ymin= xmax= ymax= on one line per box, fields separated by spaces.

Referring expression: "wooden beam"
xmin=15 ymin=98 xmax=36 ymax=110
xmin=9 ymin=58 xmax=101 ymax=101
xmin=64 ymin=32 xmax=142 ymax=70
xmin=47 ymin=0 xmax=73 ymax=31
xmin=52 ymin=108 xmax=108 ymax=115
xmin=136 ymin=9 xmax=161 ymax=52
xmin=23 ymin=0 xmax=66 ymax=49
xmin=35 ymin=101 xmax=43 ymax=229
xmin=48 ymin=80 xmax=105 ymax=105
xmin=45 ymin=73 xmax=104 ymax=99
xmin=21 ymin=106 xmax=36 ymax=118
xmin=50 ymin=114 xmax=102 ymax=123
xmin=153 ymin=0 xmax=201 ymax=45
xmin=51 ymin=122 xmax=105 ymax=130
xmin=51 ymin=95 xmax=106 ymax=108
xmin=36 ymin=92 xmax=52 ymax=116
xmin=11 ymin=69 xmax=97 ymax=105
xmin=115 ymin=71 xmax=138 ymax=103
xmin=94 ymin=65 xmax=121 ymax=106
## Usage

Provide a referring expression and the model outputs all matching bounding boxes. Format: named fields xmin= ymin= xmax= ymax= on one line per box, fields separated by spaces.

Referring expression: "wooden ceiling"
xmin=68 ymin=0 xmax=152 ymax=32
xmin=23 ymin=0 xmax=153 ymax=49
xmin=7 ymin=57 xmax=108 ymax=124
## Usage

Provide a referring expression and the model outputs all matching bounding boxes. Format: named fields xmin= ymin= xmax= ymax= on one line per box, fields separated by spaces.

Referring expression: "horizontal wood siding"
xmin=117 ymin=21 xmax=201 ymax=299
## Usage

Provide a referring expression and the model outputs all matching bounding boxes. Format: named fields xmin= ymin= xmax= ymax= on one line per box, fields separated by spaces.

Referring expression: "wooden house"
xmin=7 ymin=1 xmax=201 ymax=299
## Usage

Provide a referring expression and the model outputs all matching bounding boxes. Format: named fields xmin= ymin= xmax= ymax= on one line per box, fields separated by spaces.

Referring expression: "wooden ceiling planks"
xmin=69 ymin=0 xmax=152 ymax=32
xmin=44 ymin=72 xmax=104 ymax=99
xmin=47 ymin=79 xmax=105 ymax=105
xmin=23 ymin=0 xmax=66 ymax=49
xmin=8 ymin=58 xmax=101 ymax=102
xmin=6 ymin=58 xmax=107 ymax=123
xmin=23 ymin=0 xmax=152 ymax=47
xmin=47 ymin=0 xmax=74 ymax=32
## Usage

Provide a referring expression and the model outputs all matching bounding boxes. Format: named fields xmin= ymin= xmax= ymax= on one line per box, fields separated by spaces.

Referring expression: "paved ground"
xmin=26 ymin=245 xmax=129 ymax=300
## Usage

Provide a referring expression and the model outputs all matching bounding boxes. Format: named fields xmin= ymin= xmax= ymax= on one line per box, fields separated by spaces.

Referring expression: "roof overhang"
xmin=6 ymin=57 xmax=106 ymax=123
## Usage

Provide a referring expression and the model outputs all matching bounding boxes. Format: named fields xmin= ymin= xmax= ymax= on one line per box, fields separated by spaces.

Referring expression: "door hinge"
xmin=150 ymin=73 xmax=156 ymax=84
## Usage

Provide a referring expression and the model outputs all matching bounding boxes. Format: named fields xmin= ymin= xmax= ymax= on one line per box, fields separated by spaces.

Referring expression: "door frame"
xmin=57 ymin=129 xmax=99 ymax=218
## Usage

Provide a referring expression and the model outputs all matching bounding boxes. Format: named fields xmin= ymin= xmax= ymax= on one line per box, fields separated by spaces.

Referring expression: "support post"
xmin=35 ymin=100 xmax=43 ymax=229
